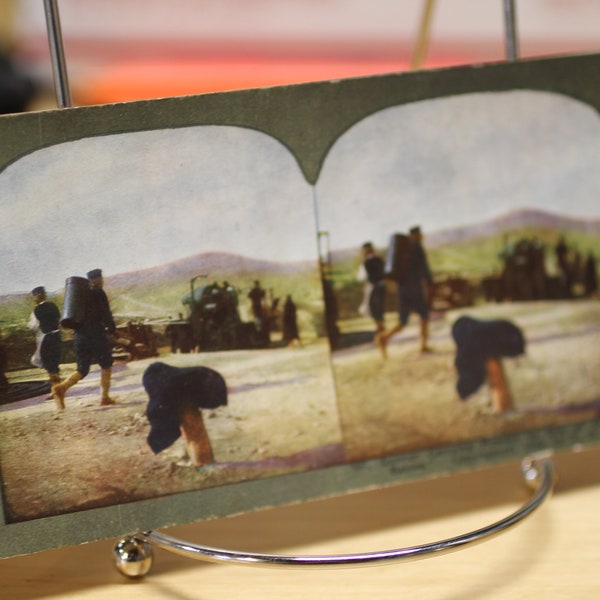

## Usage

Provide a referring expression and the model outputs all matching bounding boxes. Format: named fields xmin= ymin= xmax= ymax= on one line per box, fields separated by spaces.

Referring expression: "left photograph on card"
xmin=0 ymin=122 xmax=344 ymax=527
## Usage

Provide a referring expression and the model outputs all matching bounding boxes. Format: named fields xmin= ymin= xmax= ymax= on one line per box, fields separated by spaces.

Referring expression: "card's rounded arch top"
xmin=1 ymin=53 xmax=599 ymax=185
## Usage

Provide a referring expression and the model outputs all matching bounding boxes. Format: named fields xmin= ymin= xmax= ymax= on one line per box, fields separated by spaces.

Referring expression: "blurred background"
xmin=1 ymin=0 xmax=599 ymax=112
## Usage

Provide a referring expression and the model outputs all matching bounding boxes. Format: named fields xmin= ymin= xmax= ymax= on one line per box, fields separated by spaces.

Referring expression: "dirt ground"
xmin=0 ymin=340 xmax=343 ymax=523
xmin=332 ymin=299 xmax=600 ymax=462
xmin=1 ymin=300 xmax=598 ymax=524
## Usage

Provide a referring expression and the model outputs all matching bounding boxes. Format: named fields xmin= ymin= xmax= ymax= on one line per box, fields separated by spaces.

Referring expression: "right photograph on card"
xmin=315 ymin=88 xmax=600 ymax=462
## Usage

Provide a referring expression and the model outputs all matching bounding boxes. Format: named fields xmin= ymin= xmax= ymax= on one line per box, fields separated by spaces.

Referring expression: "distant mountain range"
xmin=327 ymin=207 xmax=600 ymax=266
xmin=115 ymin=208 xmax=599 ymax=290
xmin=425 ymin=208 xmax=600 ymax=248
xmin=2 ymin=208 xmax=597 ymax=301
xmin=106 ymin=251 xmax=316 ymax=291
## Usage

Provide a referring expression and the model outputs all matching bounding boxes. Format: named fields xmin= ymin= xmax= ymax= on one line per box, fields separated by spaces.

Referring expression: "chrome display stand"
xmin=40 ymin=0 xmax=555 ymax=579
xmin=112 ymin=457 xmax=554 ymax=577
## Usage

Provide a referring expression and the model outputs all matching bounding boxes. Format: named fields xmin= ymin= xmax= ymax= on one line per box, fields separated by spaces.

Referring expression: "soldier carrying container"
xmin=380 ymin=226 xmax=434 ymax=357
xmin=52 ymin=269 xmax=117 ymax=409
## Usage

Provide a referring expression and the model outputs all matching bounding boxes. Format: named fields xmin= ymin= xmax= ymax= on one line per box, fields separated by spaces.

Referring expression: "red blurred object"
xmin=74 ymin=56 xmax=445 ymax=105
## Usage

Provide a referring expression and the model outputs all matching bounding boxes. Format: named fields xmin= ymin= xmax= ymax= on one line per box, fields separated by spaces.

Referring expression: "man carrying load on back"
xmin=380 ymin=226 xmax=433 ymax=357
xmin=52 ymin=269 xmax=117 ymax=409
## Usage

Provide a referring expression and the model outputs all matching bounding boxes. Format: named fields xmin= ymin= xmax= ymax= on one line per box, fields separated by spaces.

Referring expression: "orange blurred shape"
xmin=73 ymin=57 xmax=457 ymax=105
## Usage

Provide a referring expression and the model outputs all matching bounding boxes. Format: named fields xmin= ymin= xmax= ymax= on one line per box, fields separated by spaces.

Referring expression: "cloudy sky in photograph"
xmin=2 ymin=89 xmax=599 ymax=296
xmin=315 ymin=90 xmax=600 ymax=251
xmin=1 ymin=125 xmax=316 ymax=295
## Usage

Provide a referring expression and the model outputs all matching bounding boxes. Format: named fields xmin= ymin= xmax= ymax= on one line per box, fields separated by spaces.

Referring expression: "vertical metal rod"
xmin=411 ymin=0 xmax=437 ymax=70
xmin=503 ymin=0 xmax=520 ymax=61
xmin=43 ymin=0 xmax=72 ymax=107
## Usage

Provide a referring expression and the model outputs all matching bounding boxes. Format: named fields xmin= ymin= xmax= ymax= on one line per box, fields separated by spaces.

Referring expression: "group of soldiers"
xmin=498 ymin=236 xmax=598 ymax=301
xmin=27 ymin=268 xmax=117 ymax=410
xmin=248 ymin=280 xmax=301 ymax=346
xmin=554 ymin=237 xmax=598 ymax=299
xmin=168 ymin=279 xmax=300 ymax=353
xmin=359 ymin=229 xmax=525 ymax=415
xmin=360 ymin=228 xmax=599 ymax=358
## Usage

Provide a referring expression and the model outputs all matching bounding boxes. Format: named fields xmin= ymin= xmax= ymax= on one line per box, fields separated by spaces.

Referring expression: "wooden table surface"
xmin=2 ymin=445 xmax=599 ymax=599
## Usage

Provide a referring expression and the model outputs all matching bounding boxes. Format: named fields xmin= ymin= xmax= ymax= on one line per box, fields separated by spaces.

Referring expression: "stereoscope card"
xmin=0 ymin=52 xmax=599 ymax=558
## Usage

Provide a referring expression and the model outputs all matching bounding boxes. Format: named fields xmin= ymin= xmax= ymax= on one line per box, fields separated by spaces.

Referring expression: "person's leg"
xmin=373 ymin=320 xmax=387 ymax=359
xmin=100 ymin=368 xmax=115 ymax=405
xmin=52 ymin=333 xmax=89 ymax=409
xmin=379 ymin=286 xmax=409 ymax=357
xmin=48 ymin=372 xmax=61 ymax=385
xmin=486 ymin=357 xmax=514 ymax=413
xmin=412 ymin=284 xmax=433 ymax=353
xmin=379 ymin=321 xmax=403 ymax=357
xmin=178 ymin=398 xmax=214 ymax=466
xmin=42 ymin=332 xmax=62 ymax=385
xmin=370 ymin=284 xmax=388 ymax=358
xmin=419 ymin=318 xmax=433 ymax=353
xmin=52 ymin=371 xmax=83 ymax=409
xmin=95 ymin=334 xmax=116 ymax=406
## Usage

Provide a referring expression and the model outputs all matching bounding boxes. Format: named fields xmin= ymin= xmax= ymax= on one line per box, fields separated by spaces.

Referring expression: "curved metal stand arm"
xmin=115 ymin=457 xmax=554 ymax=577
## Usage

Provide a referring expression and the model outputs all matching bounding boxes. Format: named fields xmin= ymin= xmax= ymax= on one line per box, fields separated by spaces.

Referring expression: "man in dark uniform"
xmin=361 ymin=242 xmax=387 ymax=355
xmin=585 ymin=252 xmax=598 ymax=297
xmin=0 ymin=338 xmax=9 ymax=393
xmin=221 ymin=281 xmax=238 ymax=310
xmin=52 ymin=269 xmax=117 ymax=409
xmin=380 ymin=226 xmax=433 ymax=356
xmin=248 ymin=280 xmax=266 ymax=331
xmin=555 ymin=236 xmax=572 ymax=298
xmin=27 ymin=286 xmax=62 ymax=386
xmin=248 ymin=280 xmax=265 ymax=318
xmin=282 ymin=294 xmax=301 ymax=346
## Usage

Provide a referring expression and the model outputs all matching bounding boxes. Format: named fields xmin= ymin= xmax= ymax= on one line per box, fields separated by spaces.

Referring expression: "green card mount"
xmin=36 ymin=0 xmax=562 ymax=579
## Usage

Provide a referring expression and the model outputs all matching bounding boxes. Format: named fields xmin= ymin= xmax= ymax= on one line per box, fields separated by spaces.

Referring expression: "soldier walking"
xmin=360 ymin=242 xmax=387 ymax=356
xmin=380 ymin=226 xmax=434 ymax=356
xmin=27 ymin=286 xmax=62 ymax=386
xmin=52 ymin=269 xmax=117 ymax=409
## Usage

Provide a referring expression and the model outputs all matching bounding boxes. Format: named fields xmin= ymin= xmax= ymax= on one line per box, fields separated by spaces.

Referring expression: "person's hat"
xmin=409 ymin=226 xmax=421 ymax=235
xmin=31 ymin=286 xmax=45 ymax=297
xmin=87 ymin=268 xmax=103 ymax=280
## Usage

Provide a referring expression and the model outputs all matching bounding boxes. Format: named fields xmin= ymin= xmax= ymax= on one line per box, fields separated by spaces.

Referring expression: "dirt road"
xmin=1 ymin=300 xmax=598 ymax=524
xmin=332 ymin=300 xmax=600 ymax=461
xmin=0 ymin=341 xmax=343 ymax=523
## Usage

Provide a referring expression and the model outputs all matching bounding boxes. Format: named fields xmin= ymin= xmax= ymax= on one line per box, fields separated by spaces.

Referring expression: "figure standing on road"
xmin=248 ymin=280 xmax=266 ymax=329
xmin=221 ymin=281 xmax=239 ymax=311
xmin=248 ymin=280 xmax=265 ymax=318
xmin=28 ymin=286 xmax=62 ymax=386
xmin=0 ymin=338 xmax=9 ymax=393
xmin=322 ymin=277 xmax=340 ymax=349
xmin=360 ymin=242 xmax=387 ymax=356
xmin=380 ymin=226 xmax=434 ymax=357
xmin=585 ymin=252 xmax=598 ymax=297
xmin=52 ymin=269 xmax=117 ymax=409
xmin=555 ymin=236 xmax=573 ymax=298
xmin=282 ymin=294 xmax=301 ymax=346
